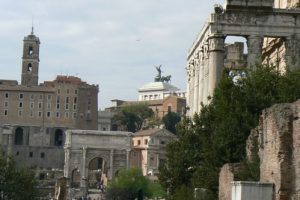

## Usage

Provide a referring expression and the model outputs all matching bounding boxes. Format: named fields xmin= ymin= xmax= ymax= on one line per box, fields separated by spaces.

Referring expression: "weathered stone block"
xmin=226 ymin=0 xmax=274 ymax=9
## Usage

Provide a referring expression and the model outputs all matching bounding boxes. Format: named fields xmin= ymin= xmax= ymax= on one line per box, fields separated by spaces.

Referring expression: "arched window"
xmin=15 ymin=127 xmax=23 ymax=145
xmin=28 ymin=46 xmax=33 ymax=55
xmin=54 ymin=129 xmax=63 ymax=146
xmin=27 ymin=63 xmax=32 ymax=72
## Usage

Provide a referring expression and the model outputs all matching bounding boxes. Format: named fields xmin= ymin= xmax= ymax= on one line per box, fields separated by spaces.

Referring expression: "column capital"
xmin=208 ymin=34 xmax=225 ymax=52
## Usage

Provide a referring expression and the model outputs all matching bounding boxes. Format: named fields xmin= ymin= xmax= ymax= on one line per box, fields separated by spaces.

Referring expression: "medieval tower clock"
xmin=21 ymin=27 xmax=40 ymax=86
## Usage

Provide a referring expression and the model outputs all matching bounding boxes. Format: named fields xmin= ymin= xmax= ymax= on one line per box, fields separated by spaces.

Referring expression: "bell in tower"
xmin=21 ymin=27 xmax=40 ymax=86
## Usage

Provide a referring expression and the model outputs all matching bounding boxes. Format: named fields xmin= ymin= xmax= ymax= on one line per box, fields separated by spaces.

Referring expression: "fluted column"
xmin=198 ymin=50 xmax=204 ymax=112
xmin=202 ymin=43 xmax=209 ymax=105
xmin=193 ymin=57 xmax=200 ymax=113
xmin=80 ymin=146 xmax=88 ymax=196
xmin=109 ymin=149 xmax=114 ymax=179
xmin=187 ymin=62 xmax=195 ymax=115
xmin=208 ymin=34 xmax=225 ymax=98
xmin=126 ymin=149 xmax=130 ymax=170
xmin=247 ymin=35 xmax=263 ymax=69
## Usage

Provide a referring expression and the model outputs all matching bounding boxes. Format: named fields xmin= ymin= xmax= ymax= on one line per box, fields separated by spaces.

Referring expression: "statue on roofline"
xmin=154 ymin=65 xmax=172 ymax=83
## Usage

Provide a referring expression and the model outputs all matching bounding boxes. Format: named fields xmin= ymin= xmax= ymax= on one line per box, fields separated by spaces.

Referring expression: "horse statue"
xmin=161 ymin=75 xmax=171 ymax=83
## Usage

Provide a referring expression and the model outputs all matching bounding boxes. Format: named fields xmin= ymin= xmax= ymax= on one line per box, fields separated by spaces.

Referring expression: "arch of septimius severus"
xmin=187 ymin=0 xmax=300 ymax=116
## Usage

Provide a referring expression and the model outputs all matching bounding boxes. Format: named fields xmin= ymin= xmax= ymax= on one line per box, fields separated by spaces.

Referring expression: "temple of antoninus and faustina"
xmin=187 ymin=0 xmax=300 ymax=116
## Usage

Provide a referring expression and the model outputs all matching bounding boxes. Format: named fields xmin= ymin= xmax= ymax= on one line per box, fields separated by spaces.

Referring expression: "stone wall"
xmin=219 ymin=163 xmax=240 ymax=200
xmin=247 ymin=100 xmax=300 ymax=200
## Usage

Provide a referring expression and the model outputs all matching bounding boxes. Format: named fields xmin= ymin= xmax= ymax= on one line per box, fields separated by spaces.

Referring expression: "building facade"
xmin=0 ymin=30 xmax=98 ymax=172
xmin=130 ymin=128 xmax=176 ymax=177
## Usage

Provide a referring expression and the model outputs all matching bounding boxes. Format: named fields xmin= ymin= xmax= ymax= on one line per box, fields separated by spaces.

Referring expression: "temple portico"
xmin=187 ymin=0 xmax=300 ymax=116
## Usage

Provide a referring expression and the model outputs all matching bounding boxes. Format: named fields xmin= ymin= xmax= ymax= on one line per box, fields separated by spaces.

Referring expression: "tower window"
xmin=28 ymin=46 xmax=33 ymax=55
xmin=4 ymin=93 xmax=9 ymax=98
xmin=19 ymin=93 xmax=24 ymax=99
xmin=27 ymin=63 xmax=32 ymax=72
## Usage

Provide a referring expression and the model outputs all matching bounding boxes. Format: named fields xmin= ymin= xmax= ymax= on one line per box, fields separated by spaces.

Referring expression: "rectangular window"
xmin=137 ymin=140 xmax=141 ymax=145
xmin=4 ymin=93 xmax=9 ymax=98
xmin=56 ymin=112 xmax=60 ymax=118
xmin=57 ymin=103 xmax=60 ymax=109
xmin=65 ymin=112 xmax=69 ymax=118
xmin=4 ymin=110 xmax=8 ymax=116
xmin=30 ymin=110 xmax=34 ymax=117
xmin=47 ymin=94 xmax=52 ymax=100
xmin=74 ymin=97 xmax=77 ymax=104
xmin=30 ymin=102 xmax=34 ymax=109
xmin=4 ymin=102 xmax=8 ymax=108
xmin=66 ymin=97 xmax=69 ymax=103
xmin=47 ymin=111 xmax=51 ymax=117
xmin=66 ymin=89 xmax=69 ymax=94
xmin=73 ymin=104 xmax=77 ymax=110
xmin=75 ymin=90 xmax=78 ymax=95
xmin=38 ymin=111 xmax=42 ymax=117
xmin=19 ymin=93 xmax=24 ymax=99
xmin=39 ymin=94 xmax=43 ymax=100
xmin=41 ymin=152 xmax=45 ymax=158
xmin=73 ymin=112 xmax=77 ymax=119
xmin=57 ymin=89 xmax=60 ymax=94
xmin=57 ymin=96 xmax=60 ymax=103
xmin=19 ymin=102 xmax=23 ymax=108
xmin=144 ymin=139 xmax=148 ymax=145
xmin=65 ymin=104 xmax=69 ymax=110
xmin=29 ymin=152 xmax=33 ymax=158
xmin=38 ymin=102 xmax=42 ymax=109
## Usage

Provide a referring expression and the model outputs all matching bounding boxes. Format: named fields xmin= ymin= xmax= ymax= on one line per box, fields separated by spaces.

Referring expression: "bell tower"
xmin=21 ymin=27 xmax=40 ymax=86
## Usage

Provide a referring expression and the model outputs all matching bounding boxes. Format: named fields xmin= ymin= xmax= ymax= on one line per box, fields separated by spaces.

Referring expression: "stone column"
xmin=126 ymin=149 xmax=130 ymax=170
xmin=80 ymin=146 xmax=88 ymax=196
xmin=285 ymin=36 xmax=299 ymax=70
xmin=203 ymin=43 xmax=209 ymax=105
xmin=187 ymin=62 xmax=195 ymax=115
xmin=247 ymin=35 xmax=263 ymax=69
xmin=109 ymin=149 xmax=114 ymax=179
xmin=208 ymin=34 xmax=225 ymax=98
xmin=198 ymin=50 xmax=204 ymax=112
xmin=63 ymin=147 xmax=71 ymax=178
xmin=63 ymin=131 xmax=72 ymax=178
xmin=193 ymin=57 xmax=200 ymax=113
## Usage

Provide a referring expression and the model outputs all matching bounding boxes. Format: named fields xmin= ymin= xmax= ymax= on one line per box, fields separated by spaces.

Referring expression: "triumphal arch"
xmin=187 ymin=0 xmax=300 ymax=116
xmin=63 ymin=129 xmax=132 ymax=197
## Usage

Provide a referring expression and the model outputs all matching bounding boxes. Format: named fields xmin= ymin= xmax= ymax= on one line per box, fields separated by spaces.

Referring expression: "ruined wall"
xmin=247 ymin=100 xmax=300 ymax=200
xmin=219 ymin=163 xmax=240 ymax=200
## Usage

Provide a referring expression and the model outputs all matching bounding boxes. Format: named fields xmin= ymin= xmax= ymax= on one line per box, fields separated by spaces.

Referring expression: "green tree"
xmin=106 ymin=168 xmax=151 ymax=200
xmin=0 ymin=156 xmax=38 ymax=200
xmin=159 ymin=66 xmax=300 ymax=199
xmin=114 ymin=103 xmax=154 ymax=132
xmin=162 ymin=110 xmax=181 ymax=134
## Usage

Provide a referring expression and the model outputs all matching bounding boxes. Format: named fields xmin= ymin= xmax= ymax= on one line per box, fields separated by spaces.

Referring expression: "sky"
xmin=0 ymin=0 xmax=225 ymax=109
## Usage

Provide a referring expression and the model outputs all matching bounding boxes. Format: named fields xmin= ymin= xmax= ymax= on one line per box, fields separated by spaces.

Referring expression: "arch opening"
xmin=88 ymin=157 xmax=108 ymax=189
xmin=54 ymin=129 xmax=63 ymax=146
xmin=15 ymin=127 xmax=24 ymax=145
